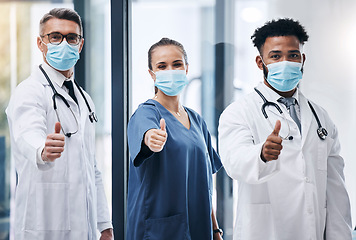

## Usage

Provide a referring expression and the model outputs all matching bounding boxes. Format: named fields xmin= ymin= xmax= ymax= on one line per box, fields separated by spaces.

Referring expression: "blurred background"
xmin=0 ymin=0 xmax=355 ymax=239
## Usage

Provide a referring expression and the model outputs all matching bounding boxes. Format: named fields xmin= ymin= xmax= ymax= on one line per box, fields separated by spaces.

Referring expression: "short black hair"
xmin=251 ymin=18 xmax=309 ymax=53
xmin=39 ymin=8 xmax=83 ymax=35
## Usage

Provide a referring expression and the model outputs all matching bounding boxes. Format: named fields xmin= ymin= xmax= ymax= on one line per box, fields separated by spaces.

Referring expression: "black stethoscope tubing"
xmin=254 ymin=88 xmax=328 ymax=140
xmin=39 ymin=64 xmax=97 ymax=136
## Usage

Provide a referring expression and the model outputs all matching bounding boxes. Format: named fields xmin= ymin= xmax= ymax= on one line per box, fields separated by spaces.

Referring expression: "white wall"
xmin=268 ymin=0 xmax=356 ymax=227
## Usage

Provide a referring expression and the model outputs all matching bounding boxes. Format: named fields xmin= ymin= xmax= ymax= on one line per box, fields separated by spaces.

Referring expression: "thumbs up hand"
xmin=41 ymin=122 xmax=65 ymax=162
xmin=261 ymin=120 xmax=283 ymax=162
xmin=144 ymin=118 xmax=168 ymax=152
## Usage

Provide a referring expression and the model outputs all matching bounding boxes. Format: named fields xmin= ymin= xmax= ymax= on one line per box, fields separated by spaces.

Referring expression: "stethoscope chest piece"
xmin=89 ymin=112 xmax=98 ymax=123
xmin=254 ymin=87 xmax=328 ymax=141
xmin=317 ymin=127 xmax=328 ymax=140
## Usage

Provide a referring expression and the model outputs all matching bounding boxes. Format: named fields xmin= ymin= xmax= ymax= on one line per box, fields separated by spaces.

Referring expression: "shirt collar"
xmin=258 ymin=82 xmax=300 ymax=104
xmin=41 ymin=62 xmax=74 ymax=88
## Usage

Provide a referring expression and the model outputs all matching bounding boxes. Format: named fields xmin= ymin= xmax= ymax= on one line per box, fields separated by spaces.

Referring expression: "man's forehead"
xmin=267 ymin=49 xmax=302 ymax=54
xmin=43 ymin=18 xmax=80 ymax=34
xmin=262 ymin=36 xmax=303 ymax=52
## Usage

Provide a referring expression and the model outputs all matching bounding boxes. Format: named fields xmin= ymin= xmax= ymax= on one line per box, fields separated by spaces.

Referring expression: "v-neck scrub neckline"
xmin=150 ymin=99 xmax=191 ymax=130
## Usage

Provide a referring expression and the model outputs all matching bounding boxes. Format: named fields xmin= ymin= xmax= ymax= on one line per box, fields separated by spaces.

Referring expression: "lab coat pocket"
xmin=144 ymin=213 xmax=188 ymax=240
xmin=35 ymin=183 xmax=70 ymax=231
xmin=242 ymin=204 xmax=275 ymax=240
xmin=317 ymin=136 xmax=334 ymax=171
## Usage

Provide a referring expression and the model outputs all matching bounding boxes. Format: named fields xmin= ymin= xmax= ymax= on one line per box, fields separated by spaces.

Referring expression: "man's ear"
xmin=78 ymin=38 xmax=84 ymax=53
xmin=37 ymin=36 xmax=44 ymax=52
xmin=256 ymin=55 xmax=264 ymax=70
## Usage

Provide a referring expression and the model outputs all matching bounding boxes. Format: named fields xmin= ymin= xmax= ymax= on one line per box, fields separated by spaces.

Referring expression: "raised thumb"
xmin=272 ymin=120 xmax=281 ymax=136
xmin=54 ymin=122 xmax=61 ymax=134
xmin=160 ymin=118 xmax=166 ymax=131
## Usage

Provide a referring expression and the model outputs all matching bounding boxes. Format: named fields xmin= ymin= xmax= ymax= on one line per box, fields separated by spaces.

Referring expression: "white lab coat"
xmin=6 ymin=64 xmax=112 ymax=240
xmin=218 ymin=83 xmax=352 ymax=240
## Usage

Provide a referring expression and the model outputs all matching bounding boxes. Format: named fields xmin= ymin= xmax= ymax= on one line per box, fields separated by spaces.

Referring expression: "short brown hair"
xmin=148 ymin=38 xmax=188 ymax=70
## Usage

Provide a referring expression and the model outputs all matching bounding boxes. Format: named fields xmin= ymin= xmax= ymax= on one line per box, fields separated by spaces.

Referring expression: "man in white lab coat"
xmin=6 ymin=8 xmax=113 ymax=240
xmin=218 ymin=18 xmax=352 ymax=240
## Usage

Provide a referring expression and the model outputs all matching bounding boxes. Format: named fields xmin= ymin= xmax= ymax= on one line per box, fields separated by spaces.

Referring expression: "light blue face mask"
xmin=44 ymin=41 xmax=80 ymax=71
xmin=264 ymin=60 xmax=303 ymax=92
xmin=153 ymin=69 xmax=189 ymax=96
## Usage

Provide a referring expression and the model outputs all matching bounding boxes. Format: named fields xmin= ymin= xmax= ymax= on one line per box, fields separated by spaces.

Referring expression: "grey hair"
xmin=39 ymin=8 xmax=83 ymax=36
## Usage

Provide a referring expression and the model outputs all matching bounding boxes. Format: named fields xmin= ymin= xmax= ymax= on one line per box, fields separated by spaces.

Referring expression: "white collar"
xmin=41 ymin=62 xmax=74 ymax=88
xmin=258 ymin=82 xmax=300 ymax=104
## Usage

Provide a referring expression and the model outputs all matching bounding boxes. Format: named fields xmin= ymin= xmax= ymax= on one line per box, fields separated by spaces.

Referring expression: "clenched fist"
xmin=144 ymin=118 xmax=167 ymax=152
xmin=261 ymin=120 xmax=283 ymax=162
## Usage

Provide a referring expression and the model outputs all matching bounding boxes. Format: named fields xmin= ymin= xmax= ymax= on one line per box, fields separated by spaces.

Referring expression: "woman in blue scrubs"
xmin=127 ymin=38 xmax=223 ymax=240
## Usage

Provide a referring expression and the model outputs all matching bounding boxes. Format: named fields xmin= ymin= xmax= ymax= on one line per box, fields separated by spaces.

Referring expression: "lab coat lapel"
xmin=37 ymin=66 xmax=80 ymax=108
xmin=265 ymin=102 xmax=285 ymax=118
xmin=59 ymin=86 xmax=78 ymax=108
xmin=75 ymin=84 xmax=88 ymax=130
xmin=255 ymin=83 xmax=283 ymax=118
xmin=299 ymin=92 xmax=313 ymax=147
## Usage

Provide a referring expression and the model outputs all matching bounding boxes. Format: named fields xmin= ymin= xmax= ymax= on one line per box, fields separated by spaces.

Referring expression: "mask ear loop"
xmin=260 ymin=55 xmax=267 ymax=67
xmin=40 ymin=39 xmax=48 ymax=59
xmin=149 ymin=69 xmax=157 ymax=78
xmin=260 ymin=55 xmax=269 ymax=81
xmin=149 ymin=69 xmax=158 ymax=96
xmin=299 ymin=53 xmax=304 ymax=70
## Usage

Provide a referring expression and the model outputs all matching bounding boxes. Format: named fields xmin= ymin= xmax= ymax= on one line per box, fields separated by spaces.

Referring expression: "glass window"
xmin=80 ymin=0 xmax=112 ymax=223
xmin=131 ymin=0 xmax=215 ymax=115
xmin=0 ymin=1 xmax=112 ymax=239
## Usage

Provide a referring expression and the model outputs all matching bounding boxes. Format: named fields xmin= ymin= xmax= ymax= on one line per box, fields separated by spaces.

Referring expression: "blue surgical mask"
xmin=264 ymin=60 xmax=303 ymax=92
xmin=153 ymin=70 xmax=189 ymax=96
xmin=44 ymin=41 xmax=80 ymax=71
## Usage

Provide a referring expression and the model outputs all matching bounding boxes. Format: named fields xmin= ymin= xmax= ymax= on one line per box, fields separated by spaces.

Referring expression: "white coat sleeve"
xmin=324 ymin=123 xmax=352 ymax=239
xmin=6 ymin=80 xmax=54 ymax=171
xmin=218 ymin=102 xmax=280 ymax=184
xmin=95 ymin=162 xmax=113 ymax=232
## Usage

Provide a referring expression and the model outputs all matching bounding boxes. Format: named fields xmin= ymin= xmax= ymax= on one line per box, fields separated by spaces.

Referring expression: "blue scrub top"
xmin=127 ymin=99 xmax=222 ymax=240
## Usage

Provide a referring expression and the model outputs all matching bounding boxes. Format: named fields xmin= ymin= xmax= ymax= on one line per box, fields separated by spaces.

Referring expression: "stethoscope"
xmin=254 ymin=88 xmax=328 ymax=140
xmin=39 ymin=64 xmax=98 ymax=137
